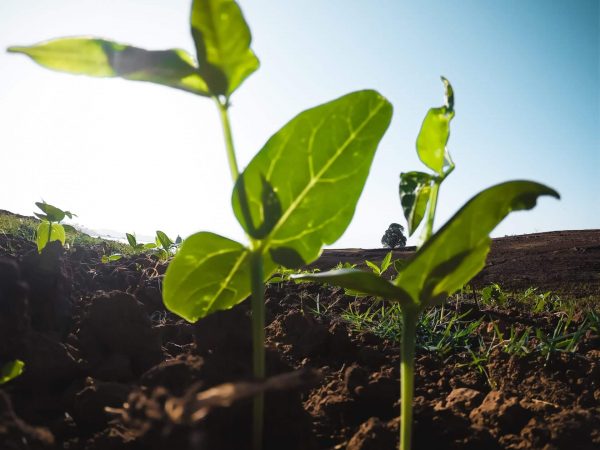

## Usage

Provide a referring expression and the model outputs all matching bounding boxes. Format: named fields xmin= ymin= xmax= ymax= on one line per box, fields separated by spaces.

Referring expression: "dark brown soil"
xmin=0 ymin=229 xmax=598 ymax=449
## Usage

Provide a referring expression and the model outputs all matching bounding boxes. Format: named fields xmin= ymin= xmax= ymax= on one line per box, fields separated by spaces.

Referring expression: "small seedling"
xmin=33 ymin=201 xmax=75 ymax=252
xmin=293 ymin=79 xmax=559 ymax=450
xmin=101 ymin=253 xmax=123 ymax=263
xmin=365 ymin=251 xmax=394 ymax=277
xmin=9 ymin=2 xmax=392 ymax=447
xmin=152 ymin=230 xmax=181 ymax=260
xmin=0 ymin=360 xmax=24 ymax=385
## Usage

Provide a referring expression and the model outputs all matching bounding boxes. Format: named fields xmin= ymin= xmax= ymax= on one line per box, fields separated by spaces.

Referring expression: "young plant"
xmin=365 ymin=250 xmax=394 ymax=277
xmin=152 ymin=230 xmax=181 ymax=260
xmin=33 ymin=201 xmax=75 ymax=252
xmin=293 ymin=79 xmax=559 ymax=450
xmin=9 ymin=1 xmax=392 ymax=447
xmin=101 ymin=253 xmax=123 ymax=263
xmin=0 ymin=360 xmax=24 ymax=385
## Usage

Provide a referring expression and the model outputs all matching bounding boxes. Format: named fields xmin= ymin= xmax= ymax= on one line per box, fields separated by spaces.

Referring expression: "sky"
xmin=0 ymin=0 xmax=598 ymax=247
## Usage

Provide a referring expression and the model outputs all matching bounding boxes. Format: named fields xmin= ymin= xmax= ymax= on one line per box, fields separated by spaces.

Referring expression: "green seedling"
xmin=101 ymin=253 xmax=123 ymax=263
xmin=293 ymin=79 xmax=559 ymax=450
xmin=33 ymin=201 xmax=75 ymax=252
xmin=0 ymin=360 xmax=24 ymax=385
xmin=365 ymin=251 xmax=394 ymax=277
xmin=9 ymin=1 xmax=392 ymax=447
xmin=152 ymin=230 xmax=181 ymax=260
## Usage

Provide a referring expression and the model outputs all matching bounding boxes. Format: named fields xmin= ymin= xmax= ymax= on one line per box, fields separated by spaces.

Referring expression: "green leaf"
xmin=156 ymin=230 xmax=173 ymax=250
xmin=380 ymin=251 xmax=393 ymax=273
xmin=399 ymin=171 xmax=434 ymax=236
xmin=0 ymin=360 xmax=24 ymax=385
xmin=365 ymin=260 xmax=381 ymax=275
xmin=35 ymin=201 xmax=65 ymax=223
xmin=143 ymin=243 xmax=157 ymax=250
xmin=8 ymin=38 xmax=210 ymax=96
xmin=269 ymin=247 xmax=305 ymax=269
xmin=191 ymin=0 xmax=259 ymax=96
xmin=394 ymin=181 xmax=559 ymax=306
xmin=126 ymin=233 xmax=137 ymax=248
xmin=36 ymin=222 xmax=66 ymax=252
xmin=416 ymin=78 xmax=455 ymax=175
xmin=163 ymin=232 xmax=276 ymax=322
xmin=235 ymin=172 xmax=282 ymax=239
xmin=232 ymin=90 xmax=393 ymax=266
xmin=292 ymin=269 xmax=412 ymax=304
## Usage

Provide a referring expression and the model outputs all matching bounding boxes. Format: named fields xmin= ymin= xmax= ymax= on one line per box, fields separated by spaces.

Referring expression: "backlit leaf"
xmin=191 ymin=0 xmax=259 ymax=96
xmin=9 ymin=38 xmax=209 ymax=96
xmin=232 ymin=90 xmax=393 ymax=266
xmin=163 ymin=232 xmax=276 ymax=322
xmin=416 ymin=78 xmax=455 ymax=174
xmin=235 ymin=173 xmax=282 ymax=239
xmin=36 ymin=222 xmax=66 ymax=252
xmin=156 ymin=230 xmax=173 ymax=250
xmin=399 ymin=171 xmax=434 ymax=235
xmin=394 ymin=181 xmax=559 ymax=306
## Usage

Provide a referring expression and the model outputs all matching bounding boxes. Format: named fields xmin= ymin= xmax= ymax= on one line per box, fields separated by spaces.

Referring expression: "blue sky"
xmin=0 ymin=0 xmax=597 ymax=247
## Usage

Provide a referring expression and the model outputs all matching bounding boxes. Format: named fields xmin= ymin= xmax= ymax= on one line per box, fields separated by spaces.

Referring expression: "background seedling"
xmin=293 ymin=79 xmax=559 ymax=450
xmin=9 ymin=1 xmax=392 ymax=447
xmin=33 ymin=201 xmax=75 ymax=252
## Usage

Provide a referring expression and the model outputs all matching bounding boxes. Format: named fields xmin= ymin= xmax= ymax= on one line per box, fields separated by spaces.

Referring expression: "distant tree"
xmin=381 ymin=223 xmax=407 ymax=249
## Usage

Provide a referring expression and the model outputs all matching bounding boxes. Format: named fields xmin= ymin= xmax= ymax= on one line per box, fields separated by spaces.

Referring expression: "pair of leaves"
xmin=34 ymin=201 xmax=74 ymax=223
xmin=8 ymin=0 xmax=258 ymax=98
xmin=293 ymin=181 xmax=559 ymax=309
xmin=399 ymin=77 xmax=454 ymax=236
xmin=163 ymin=90 xmax=393 ymax=322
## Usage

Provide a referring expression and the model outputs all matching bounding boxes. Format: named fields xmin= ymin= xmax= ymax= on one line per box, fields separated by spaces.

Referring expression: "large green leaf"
xmin=232 ymin=90 xmax=393 ymax=266
xmin=292 ymin=269 xmax=412 ymax=305
xmin=163 ymin=232 xmax=276 ymax=322
xmin=191 ymin=0 xmax=259 ymax=96
xmin=8 ymin=38 xmax=209 ymax=96
xmin=36 ymin=222 xmax=66 ymax=252
xmin=416 ymin=77 xmax=454 ymax=175
xmin=0 ymin=360 xmax=24 ymax=385
xmin=399 ymin=171 xmax=434 ymax=236
xmin=394 ymin=181 xmax=559 ymax=305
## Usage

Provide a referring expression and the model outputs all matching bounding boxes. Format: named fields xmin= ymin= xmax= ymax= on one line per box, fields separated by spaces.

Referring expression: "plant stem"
xmin=215 ymin=98 xmax=240 ymax=182
xmin=250 ymin=249 xmax=265 ymax=450
xmin=400 ymin=308 xmax=418 ymax=450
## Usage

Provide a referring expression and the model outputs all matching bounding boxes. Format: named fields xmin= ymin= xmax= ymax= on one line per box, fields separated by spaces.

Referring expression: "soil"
xmin=0 ymin=228 xmax=598 ymax=450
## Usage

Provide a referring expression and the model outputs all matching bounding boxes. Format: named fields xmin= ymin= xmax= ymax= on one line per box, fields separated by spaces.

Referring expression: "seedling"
xmin=365 ymin=251 xmax=394 ymax=277
xmin=0 ymin=360 xmax=24 ymax=385
xmin=33 ymin=201 xmax=75 ymax=252
xmin=101 ymin=253 xmax=123 ymax=263
xmin=293 ymin=79 xmax=559 ymax=450
xmin=9 ymin=1 xmax=392 ymax=447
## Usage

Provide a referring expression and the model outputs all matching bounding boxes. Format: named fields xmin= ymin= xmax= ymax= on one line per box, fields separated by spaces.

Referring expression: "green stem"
xmin=47 ymin=221 xmax=52 ymax=245
xmin=400 ymin=308 xmax=418 ymax=450
xmin=215 ymin=98 xmax=240 ymax=182
xmin=250 ymin=249 xmax=265 ymax=450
